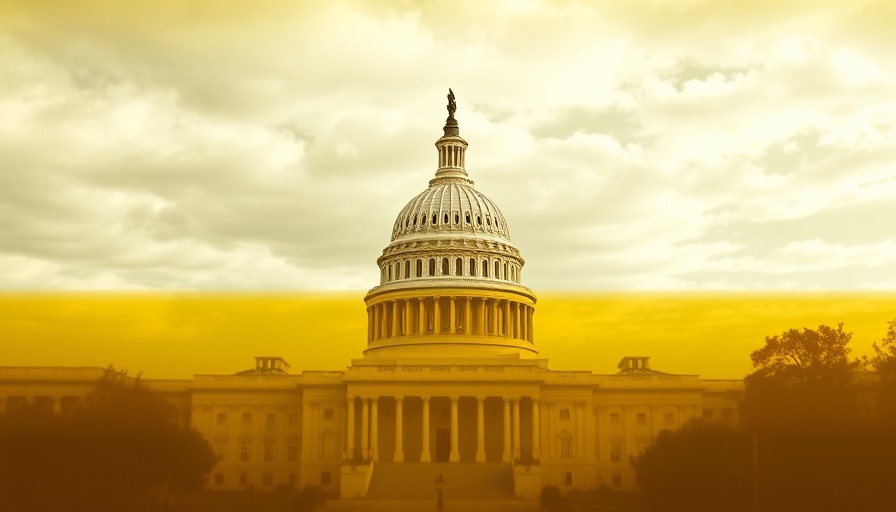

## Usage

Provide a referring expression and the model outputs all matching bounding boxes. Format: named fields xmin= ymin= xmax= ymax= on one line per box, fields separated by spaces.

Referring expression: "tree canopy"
xmin=0 ymin=367 xmax=215 ymax=512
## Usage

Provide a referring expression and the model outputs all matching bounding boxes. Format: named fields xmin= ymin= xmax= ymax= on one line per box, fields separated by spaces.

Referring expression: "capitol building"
xmin=0 ymin=94 xmax=743 ymax=504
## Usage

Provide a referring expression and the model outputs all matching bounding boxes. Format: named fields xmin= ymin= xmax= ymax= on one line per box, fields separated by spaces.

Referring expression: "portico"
xmin=344 ymin=390 xmax=541 ymax=465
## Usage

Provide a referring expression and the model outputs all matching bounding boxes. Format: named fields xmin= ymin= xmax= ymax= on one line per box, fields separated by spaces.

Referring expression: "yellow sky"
xmin=2 ymin=292 xmax=893 ymax=379
xmin=1 ymin=2 xmax=895 ymax=379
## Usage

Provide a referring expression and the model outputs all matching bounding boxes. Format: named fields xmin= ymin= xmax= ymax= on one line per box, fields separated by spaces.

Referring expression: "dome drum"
xmin=377 ymin=253 xmax=524 ymax=286
xmin=363 ymin=293 xmax=537 ymax=359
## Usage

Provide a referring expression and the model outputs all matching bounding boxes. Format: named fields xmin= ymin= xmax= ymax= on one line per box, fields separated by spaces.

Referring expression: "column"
xmin=394 ymin=396 xmax=404 ymax=462
xmin=380 ymin=304 xmax=388 ymax=339
xmin=371 ymin=397 xmax=379 ymax=461
xmin=302 ymin=401 xmax=312 ymax=461
xmin=504 ymin=300 xmax=511 ymax=337
xmin=371 ymin=307 xmax=378 ymax=342
xmin=526 ymin=308 xmax=535 ymax=343
xmin=433 ymin=296 xmax=441 ymax=334
xmin=449 ymin=396 xmax=460 ymax=462
xmin=576 ymin=401 xmax=586 ymax=458
xmin=346 ymin=396 xmax=355 ymax=459
xmin=502 ymin=398 xmax=512 ymax=462
xmin=403 ymin=299 xmax=412 ymax=335
xmin=475 ymin=396 xmax=486 ymax=462
xmin=532 ymin=398 xmax=541 ymax=461
xmin=478 ymin=299 xmax=486 ymax=334
xmin=421 ymin=397 xmax=431 ymax=462
xmin=391 ymin=301 xmax=399 ymax=337
xmin=418 ymin=298 xmax=426 ymax=334
xmin=464 ymin=297 xmax=472 ymax=335
xmin=512 ymin=398 xmax=521 ymax=460
xmin=367 ymin=308 xmax=373 ymax=343
xmin=361 ymin=398 xmax=370 ymax=460
xmin=521 ymin=306 xmax=528 ymax=342
xmin=449 ymin=297 xmax=456 ymax=333
xmin=491 ymin=300 xmax=498 ymax=335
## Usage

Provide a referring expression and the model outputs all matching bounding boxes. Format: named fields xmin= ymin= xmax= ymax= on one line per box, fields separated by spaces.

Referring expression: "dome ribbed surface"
xmin=391 ymin=181 xmax=511 ymax=242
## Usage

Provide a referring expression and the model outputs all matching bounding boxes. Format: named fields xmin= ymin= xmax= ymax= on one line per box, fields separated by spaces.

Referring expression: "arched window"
xmin=444 ymin=213 xmax=449 ymax=224
xmin=456 ymin=258 xmax=462 ymax=276
xmin=465 ymin=213 xmax=471 ymax=224
xmin=429 ymin=258 xmax=435 ymax=276
xmin=405 ymin=260 xmax=410 ymax=279
xmin=388 ymin=266 xmax=392 ymax=281
xmin=495 ymin=261 xmax=500 ymax=278
xmin=395 ymin=262 xmax=401 ymax=279
xmin=470 ymin=258 xmax=476 ymax=276
xmin=476 ymin=215 xmax=481 ymax=226
xmin=442 ymin=258 xmax=449 ymax=276
xmin=486 ymin=216 xmax=491 ymax=226
xmin=483 ymin=260 xmax=489 ymax=278
xmin=432 ymin=213 xmax=437 ymax=225
xmin=416 ymin=259 xmax=422 ymax=277
xmin=413 ymin=214 xmax=417 ymax=226
xmin=454 ymin=213 xmax=459 ymax=225
xmin=503 ymin=262 xmax=508 ymax=280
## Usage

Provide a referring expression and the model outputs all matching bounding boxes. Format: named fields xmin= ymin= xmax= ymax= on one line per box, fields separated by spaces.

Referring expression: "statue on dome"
xmin=447 ymin=88 xmax=456 ymax=118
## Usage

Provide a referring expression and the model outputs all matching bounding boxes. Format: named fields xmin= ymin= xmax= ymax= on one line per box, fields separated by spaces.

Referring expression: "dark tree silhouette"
xmin=632 ymin=420 xmax=751 ymax=512
xmin=0 ymin=367 xmax=215 ymax=512
xmin=742 ymin=323 xmax=896 ymax=511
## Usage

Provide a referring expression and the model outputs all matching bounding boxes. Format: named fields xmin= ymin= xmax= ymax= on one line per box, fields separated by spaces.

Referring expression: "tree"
xmin=743 ymin=323 xmax=857 ymax=430
xmin=0 ymin=367 xmax=215 ymax=512
xmin=740 ymin=323 xmax=896 ymax=511
xmin=632 ymin=420 xmax=751 ymax=512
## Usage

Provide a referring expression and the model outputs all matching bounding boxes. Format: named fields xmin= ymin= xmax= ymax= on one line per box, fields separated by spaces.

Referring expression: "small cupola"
xmin=617 ymin=356 xmax=651 ymax=372
xmin=433 ymin=88 xmax=471 ymax=183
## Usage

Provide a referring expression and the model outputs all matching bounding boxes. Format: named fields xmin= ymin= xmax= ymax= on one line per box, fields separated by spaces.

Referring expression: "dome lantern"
xmin=433 ymin=88 xmax=471 ymax=183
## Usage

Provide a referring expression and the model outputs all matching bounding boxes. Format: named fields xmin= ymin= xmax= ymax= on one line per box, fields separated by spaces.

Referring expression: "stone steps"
xmin=325 ymin=499 xmax=539 ymax=512
xmin=363 ymin=462 xmax=516 ymax=500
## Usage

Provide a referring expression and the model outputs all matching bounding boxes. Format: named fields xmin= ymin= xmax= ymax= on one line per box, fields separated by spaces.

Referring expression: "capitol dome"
xmin=391 ymin=181 xmax=511 ymax=243
xmin=362 ymin=90 xmax=537 ymax=361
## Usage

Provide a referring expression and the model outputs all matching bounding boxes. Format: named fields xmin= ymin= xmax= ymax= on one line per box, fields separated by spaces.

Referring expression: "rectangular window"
xmin=263 ymin=473 xmax=273 ymax=486
xmin=216 ymin=413 xmax=228 ymax=425
xmin=609 ymin=412 xmax=620 ymax=425
xmin=563 ymin=472 xmax=572 ymax=486
xmin=559 ymin=409 xmax=570 ymax=420
xmin=612 ymin=473 xmax=622 ymax=487
xmin=242 ymin=413 xmax=252 ymax=426
xmin=636 ymin=412 xmax=647 ymax=426
xmin=214 ymin=473 xmax=224 ymax=486
xmin=610 ymin=441 xmax=622 ymax=463
xmin=323 ymin=408 xmax=334 ymax=421
xmin=239 ymin=473 xmax=248 ymax=486
xmin=664 ymin=412 xmax=675 ymax=426
xmin=288 ymin=445 xmax=299 ymax=462
xmin=321 ymin=471 xmax=332 ymax=486
xmin=264 ymin=441 xmax=275 ymax=462
xmin=560 ymin=438 xmax=572 ymax=458
xmin=215 ymin=440 xmax=227 ymax=462
xmin=240 ymin=443 xmax=250 ymax=462
xmin=266 ymin=413 xmax=276 ymax=426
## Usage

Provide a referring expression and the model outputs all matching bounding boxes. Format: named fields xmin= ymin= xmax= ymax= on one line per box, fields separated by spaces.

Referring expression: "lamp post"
xmin=434 ymin=474 xmax=446 ymax=512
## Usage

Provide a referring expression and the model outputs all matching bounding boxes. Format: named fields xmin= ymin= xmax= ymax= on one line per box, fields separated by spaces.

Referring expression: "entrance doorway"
xmin=435 ymin=428 xmax=450 ymax=462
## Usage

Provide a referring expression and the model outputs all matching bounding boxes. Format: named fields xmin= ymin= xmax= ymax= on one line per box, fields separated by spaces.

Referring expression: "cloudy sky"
xmin=2 ymin=0 xmax=896 ymax=292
